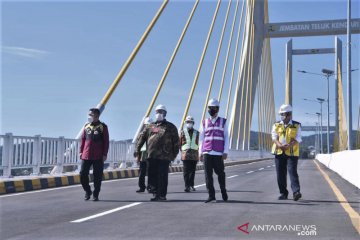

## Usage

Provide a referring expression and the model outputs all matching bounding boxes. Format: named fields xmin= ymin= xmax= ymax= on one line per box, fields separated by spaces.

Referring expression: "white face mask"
xmin=186 ymin=123 xmax=194 ymax=129
xmin=155 ymin=113 xmax=164 ymax=122
xmin=88 ymin=116 xmax=94 ymax=123
xmin=280 ymin=115 xmax=286 ymax=121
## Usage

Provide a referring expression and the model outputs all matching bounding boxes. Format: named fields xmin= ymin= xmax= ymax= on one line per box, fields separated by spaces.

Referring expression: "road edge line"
xmin=313 ymin=160 xmax=360 ymax=234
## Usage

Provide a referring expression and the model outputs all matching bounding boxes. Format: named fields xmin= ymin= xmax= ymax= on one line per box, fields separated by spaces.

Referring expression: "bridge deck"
xmin=1 ymin=159 xmax=359 ymax=239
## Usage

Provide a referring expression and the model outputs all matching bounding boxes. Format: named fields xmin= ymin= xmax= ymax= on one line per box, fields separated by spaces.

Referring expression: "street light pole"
xmin=347 ymin=0 xmax=352 ymax=150
xmin=316 ymin=113 xmax=321 ymax=153
xmin=317 ymin=99 xmax=324 ymax=153
xmin=322 ymin=69 xmax=334 ymax=153
xmin=304 ymin=97 xmax=325 ymax=153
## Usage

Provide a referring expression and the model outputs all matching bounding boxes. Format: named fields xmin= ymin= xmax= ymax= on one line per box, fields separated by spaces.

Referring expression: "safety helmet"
xmin=278 ymin=104 xmax=292 ymax=114
xmin=155 ymin=104 xmax=167 ymax=112
xmin=143 ymin=117 xmax=153 ymax=125
xmin=207 ymin=98 xmax=220 ymax=107
xmin=185 ymin=116 xmax=194 ymax=123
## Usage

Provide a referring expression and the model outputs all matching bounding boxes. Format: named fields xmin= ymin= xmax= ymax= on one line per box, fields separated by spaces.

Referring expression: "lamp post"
xmin=306 ymin=112 xmax=321 ymax=154
xmin=303 ymin=98 xmax=325 ymax=153
xmin=322 ymin=69 xmax=334 ymax=153
xmin=299 ymin=70 xmax=334 ymax=153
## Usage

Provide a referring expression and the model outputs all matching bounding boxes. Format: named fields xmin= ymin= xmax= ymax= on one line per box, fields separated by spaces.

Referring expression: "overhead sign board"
xmin=265 ymin=19 xmax=360 ymax=38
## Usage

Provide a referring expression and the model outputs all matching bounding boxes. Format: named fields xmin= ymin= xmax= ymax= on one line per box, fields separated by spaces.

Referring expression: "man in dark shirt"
xmin=79 ymin=108 xmax=109 ymax=201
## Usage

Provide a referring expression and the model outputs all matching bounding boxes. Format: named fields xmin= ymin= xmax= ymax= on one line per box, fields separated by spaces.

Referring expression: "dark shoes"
xmin=278 ymin=194 xmax=288 ymax=200
xmin=221 ymin=191 xmax=228 ymax=202
xmin=84 ymin=191 xmax=92 ymax=201
xmin=151 ymin=196 xmax=167 ymax=201
xmin=293 ymin=192 xmax=302 ymax=201
xmin=184 ymin=187 xmax=190 ymax=192
xmin=136 ymin=188 xmax=145 ymax=193
xmin=205 ymin=197 xmax=216 ymax=203
xmin=190 ymin=186 xmax=196 ymax=191
xmin=92 ymin=196 xmax=99 ymax=201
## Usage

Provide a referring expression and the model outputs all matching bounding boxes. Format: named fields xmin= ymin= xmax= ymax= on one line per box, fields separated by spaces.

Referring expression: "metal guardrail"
xmin=0 ymin=133 xmax=272 ymax=177
xmin=0 ymin=133 xmax=136 ymax=177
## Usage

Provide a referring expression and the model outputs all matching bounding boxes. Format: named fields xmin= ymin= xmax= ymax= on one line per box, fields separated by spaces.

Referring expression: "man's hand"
xmin=282 ymin=144 xmax=290 ymax=150
xmin=133 ymin=152 xmax=138 ymax=158
xmin=222 ymin=153 xmax=228 ymax=161
xmin=137 ymin=155 xmax=141 ymax=163
xmin=102 ymin=155 xmax=107 ymax=162
xmin=79 ymin=153 xmax=82 ymax=159
xmin=199 ymin=154 xmax=204 ymax=162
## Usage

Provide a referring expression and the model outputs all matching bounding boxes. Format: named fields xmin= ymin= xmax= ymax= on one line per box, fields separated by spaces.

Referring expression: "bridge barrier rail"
xmin=0 ymin=133 xmax=135 ymax=177
xmin=316 ymin=150 xmax=360 ymax=188
xmin=0 ymin=133 xmax=273 ymax=178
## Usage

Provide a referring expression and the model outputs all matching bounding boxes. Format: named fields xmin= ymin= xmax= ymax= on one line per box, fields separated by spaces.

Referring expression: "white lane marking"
xmin=272 ymin=164 xmax=275 ymax=167
xmin=194 ymin=183 xmax=206 ymax=188
xmin=246 ymin=171 xmax=254 ymax=174
xmin=267 ymin=166 xmax=271 ymax=168
xmin=227 ymin=175 xmax=238 ymax=179
xmin=71 ymin=202 xmax=142 ymax=223
xmin=259 ymin=168 xmax=264 ymax=170
xmin=0 ymin=177 xmax=136 ymax=198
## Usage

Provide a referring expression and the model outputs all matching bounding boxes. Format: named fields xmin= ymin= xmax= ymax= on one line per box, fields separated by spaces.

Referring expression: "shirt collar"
xmin=210 ymin=116 xmax=219 ymax=123
xmin=280 ymin=120 xmax=293 ymax=126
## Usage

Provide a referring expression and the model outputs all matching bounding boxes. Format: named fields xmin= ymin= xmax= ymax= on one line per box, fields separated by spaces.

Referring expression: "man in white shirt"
xmin=271 ymin=104 xmax=302 ymax=201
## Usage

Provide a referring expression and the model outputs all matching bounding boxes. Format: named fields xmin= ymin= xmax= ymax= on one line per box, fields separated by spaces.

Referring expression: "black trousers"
xmin=148 ymin=158 xmax=170 ymax=198
xmin=147 ymin=158 xmax=157 ymax=192
xmin=204 ymin=154 xmax=226 ymax=198
xmin=80 ymin=160 xmax=104 ymax=197
xmin=183 ymin=160 xmax=197 ymax=188
xmin=138 ymin=160 xmax=148 ymax=190
xmin=275 ymin=154 xmax=300 ymax=195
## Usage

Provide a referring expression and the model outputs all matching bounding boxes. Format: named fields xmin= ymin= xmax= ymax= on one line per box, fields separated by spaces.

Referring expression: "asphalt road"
xmin=0 ymin=159 xmax=359 ymax=240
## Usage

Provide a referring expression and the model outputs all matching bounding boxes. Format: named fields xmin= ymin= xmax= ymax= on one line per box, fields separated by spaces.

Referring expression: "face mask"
xmin=88 ymin=116 xmax=94 ymax=123
xmin=280 ymin=115 xmax=286 ymax=121
xmin=186 ymin=123 xmax=194 ymax=129
xmin=208 ymin=109 xmax=218 ymax=117
xmin=155 ymin=113 xmax=164 ymax=122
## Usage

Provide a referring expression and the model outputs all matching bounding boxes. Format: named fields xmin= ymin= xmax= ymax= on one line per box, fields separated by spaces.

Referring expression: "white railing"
xmin=0 ymin=133 xmax=137 ymax=177
xmin=0 ymin=133 xmax=272 ymax=177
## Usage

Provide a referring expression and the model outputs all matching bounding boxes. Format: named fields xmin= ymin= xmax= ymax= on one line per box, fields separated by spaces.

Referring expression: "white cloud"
xmin=1 ymin=46 xmax=50 ymax=58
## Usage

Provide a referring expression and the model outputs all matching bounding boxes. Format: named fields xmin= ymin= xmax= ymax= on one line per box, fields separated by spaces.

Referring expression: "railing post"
xmin=55 ymin=136 xmax=65 ymax=174
xmin=107 ymin=140 xmax=115 ymax=170
xmin=32 ymin=135 xmax=41 ymax=175
xmin=2 ymin=133 xmax=13 ymax=177
xmin=119 ymin=141 xmax=126 ymax=169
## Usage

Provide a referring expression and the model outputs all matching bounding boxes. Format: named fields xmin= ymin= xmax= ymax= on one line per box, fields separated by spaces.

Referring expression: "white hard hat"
xmin=207 ymin=98 xmax=220 ymax=107
xmin=155 ymin=104 xmax=167 ymax=112
xmin=185 ymin=116 xmax=194 ymax=122
xmin=278 ymin=104 xmax=292 ymax=114
xmin=143 ymin=117 xmax=153 ymax=125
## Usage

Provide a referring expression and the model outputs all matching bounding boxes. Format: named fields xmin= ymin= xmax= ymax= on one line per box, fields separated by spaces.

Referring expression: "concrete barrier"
xmin=316 ymin=150 xmax=360 ymax=188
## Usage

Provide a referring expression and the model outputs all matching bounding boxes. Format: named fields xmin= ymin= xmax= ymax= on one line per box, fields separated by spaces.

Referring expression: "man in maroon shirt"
xmin=79 ymin=108 xmax=109 ymax=201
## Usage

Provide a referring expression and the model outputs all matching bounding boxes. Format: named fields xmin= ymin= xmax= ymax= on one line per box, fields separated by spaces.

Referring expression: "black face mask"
xmin=208 ymin=109 xmax=218 ymax=117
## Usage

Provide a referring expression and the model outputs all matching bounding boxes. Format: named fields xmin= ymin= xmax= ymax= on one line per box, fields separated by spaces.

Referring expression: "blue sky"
xmin=1 ymin=0 xmax=359 ymax=140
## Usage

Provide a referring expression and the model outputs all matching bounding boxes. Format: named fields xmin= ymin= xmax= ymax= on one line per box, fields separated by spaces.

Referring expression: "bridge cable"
xmin=132 ymin=0 xmax=199 ymax=142
xmin=237 ymin=0 xmax=254 ymax=149
xmin=98 ymin=0 xmax=168 ymax=111
xmin=180 ymin=0 xmax=221 ymax=130
xmin=217 ymin=0 xmax=240 ymax=102
xmin=200 ymin=0 xmax=234 ymax=123
xmin=75 ymin=0 xmax=168 ymax=140
xmin=225 ymin=0 xmax=246 ymax=119
xmin=229 ymin=0 xmax=248 ymax=146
